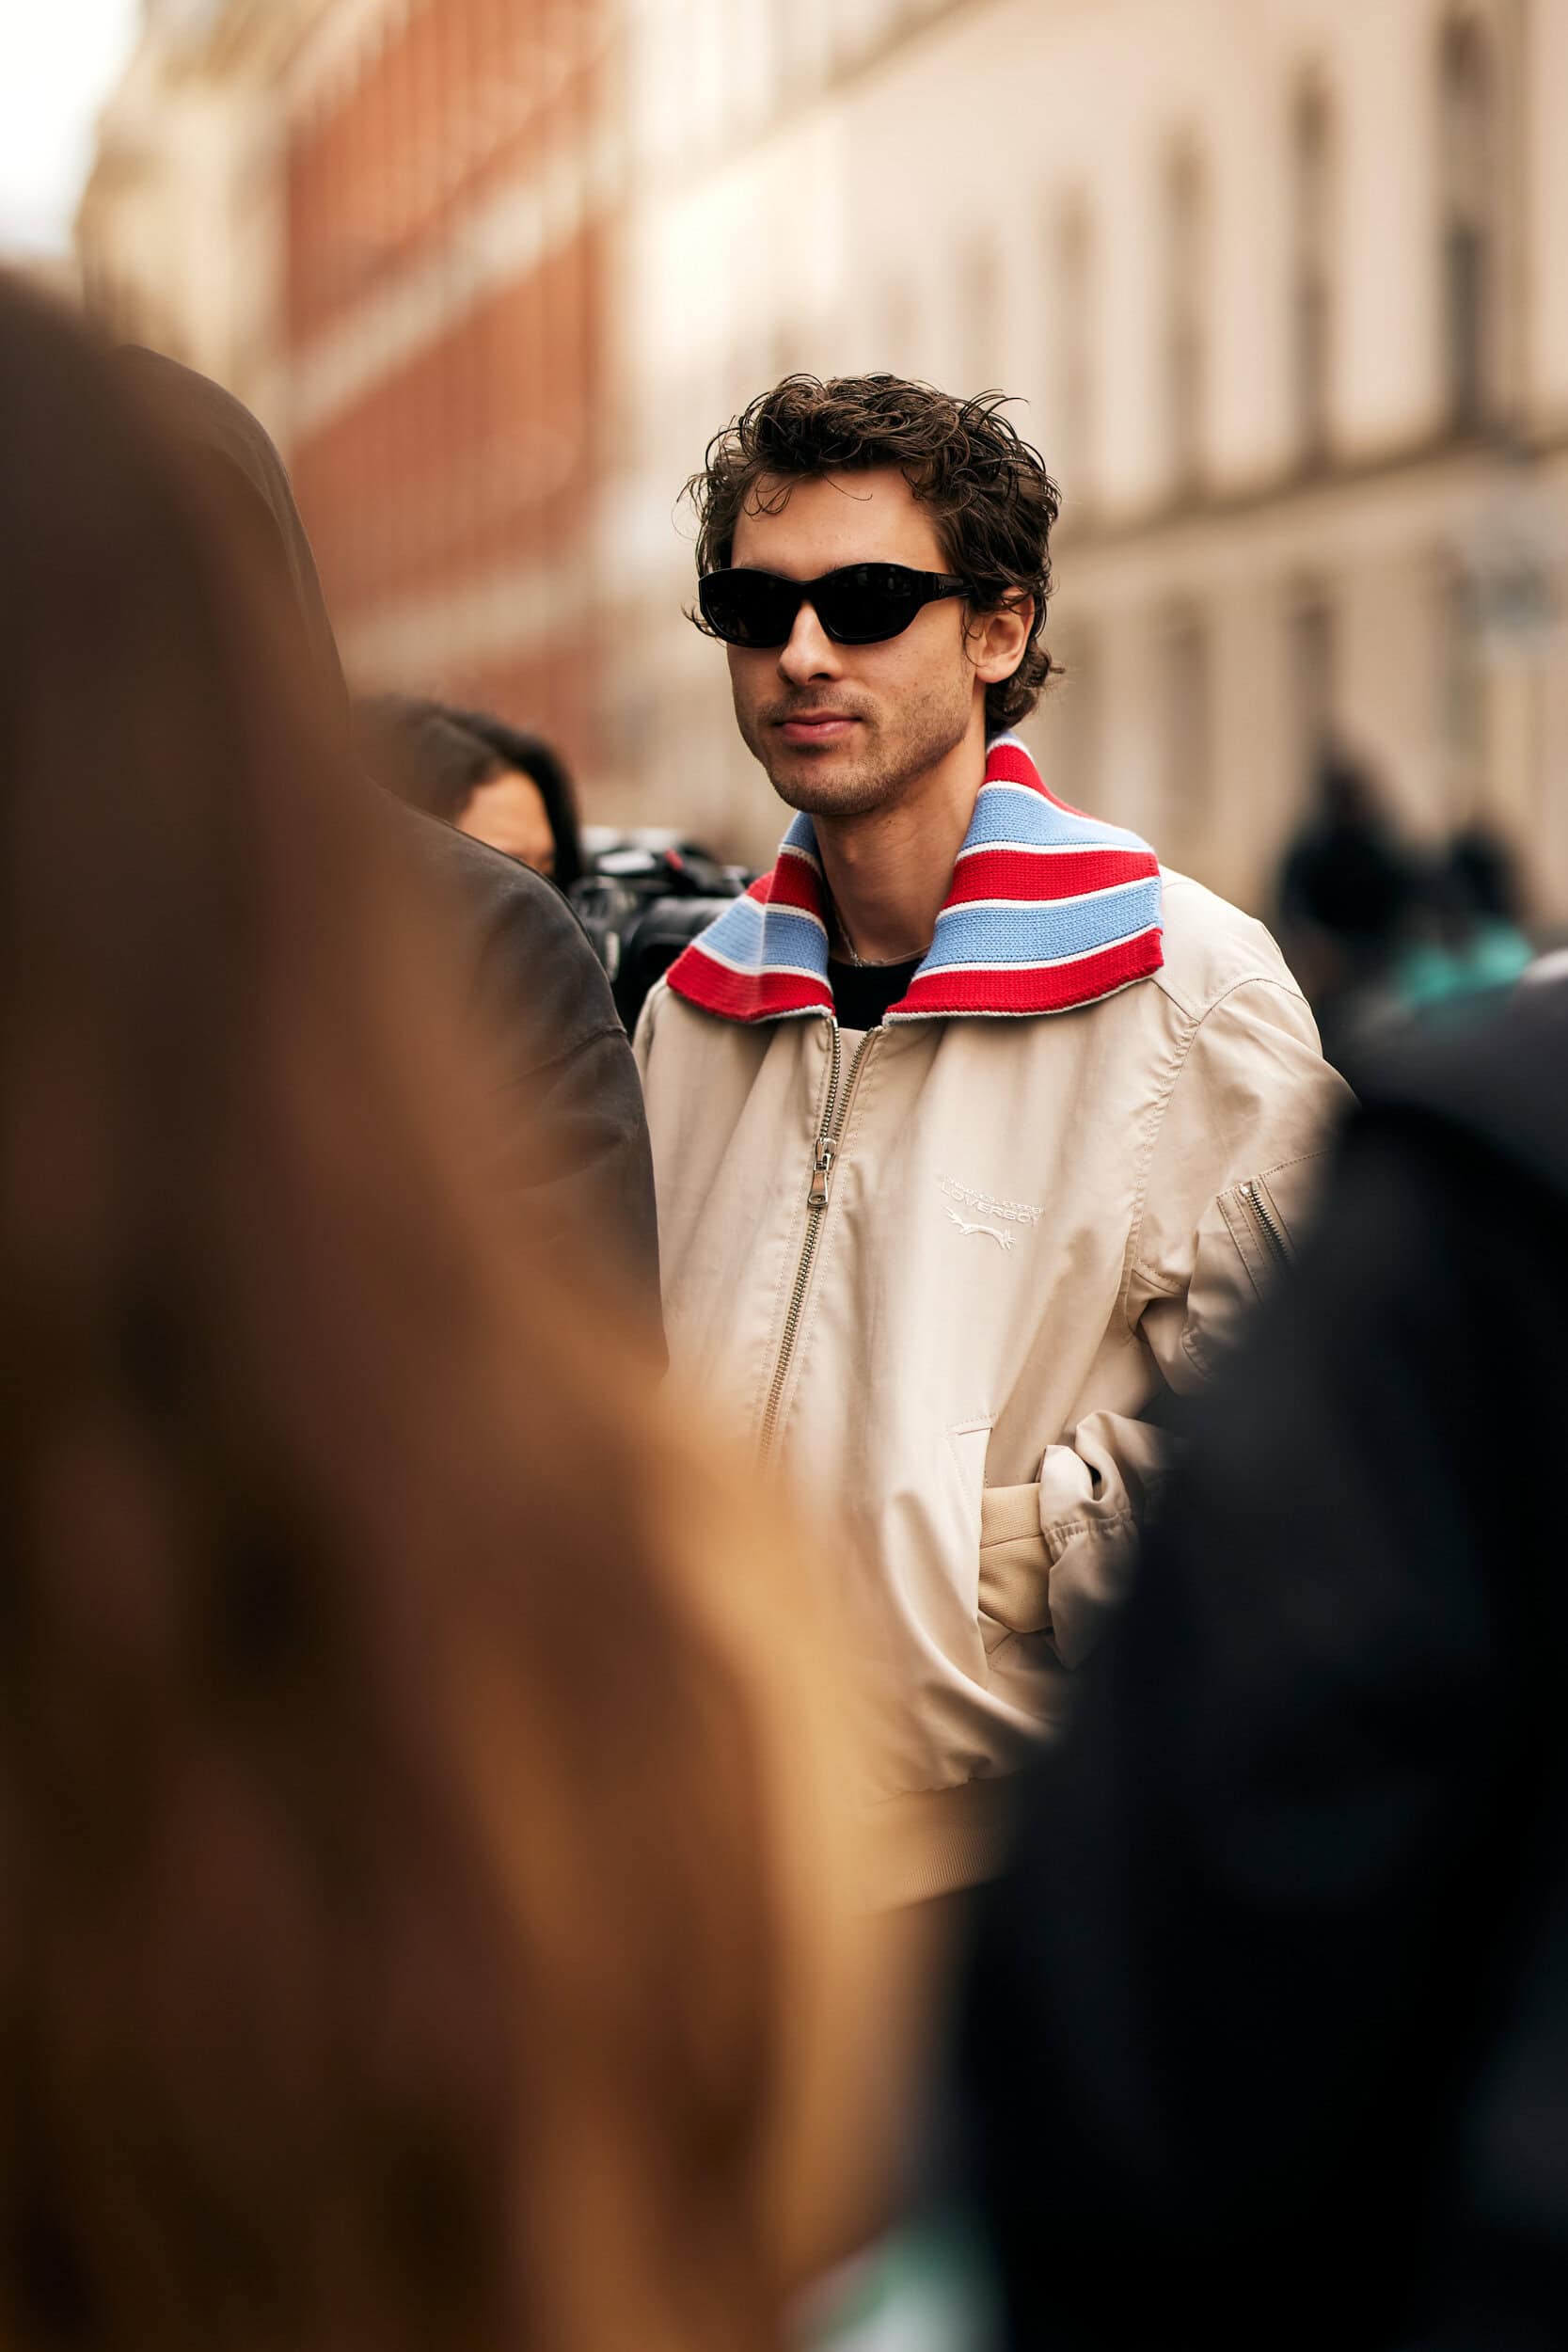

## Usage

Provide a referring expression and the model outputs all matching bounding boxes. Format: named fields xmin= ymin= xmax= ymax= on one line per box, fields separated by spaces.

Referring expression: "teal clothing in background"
xmin=1397 ymin=918 xmax=1533 ymax=1018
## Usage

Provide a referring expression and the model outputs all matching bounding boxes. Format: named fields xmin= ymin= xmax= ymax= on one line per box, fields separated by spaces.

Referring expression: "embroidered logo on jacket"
xmin=944 ymin=1206 xmax=1016 ymax=1252
xmin=935 ymin=1173 xmax=1042 ymax=1229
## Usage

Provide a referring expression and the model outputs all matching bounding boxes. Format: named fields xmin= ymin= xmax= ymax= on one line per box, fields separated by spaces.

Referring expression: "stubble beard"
xmin=736 ymin=674 xmax=974 ymax=821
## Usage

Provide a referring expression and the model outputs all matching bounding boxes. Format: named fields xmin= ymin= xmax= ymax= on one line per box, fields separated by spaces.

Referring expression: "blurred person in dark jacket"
xmin=117 ymin=347 xmax=659 ymax=1339
xmin=361 ymin=693 xmax=585 ymax=890
xmin=964 ymin=973 xmax=1568 ymax=2350
xmin=1278 ymin=745 xmax=1418 ymax=1066
xmin=0 ymin=276 xmax=875 ymax=2352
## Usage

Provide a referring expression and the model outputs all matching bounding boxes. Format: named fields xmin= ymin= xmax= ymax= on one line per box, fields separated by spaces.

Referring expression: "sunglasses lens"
xmin=699 ymin=571 xmax=799 ymax=647
xmin=815 ymin=564 xmax=925 ymax=644
xmin=699 ymin=565 xmax=951 ymax=647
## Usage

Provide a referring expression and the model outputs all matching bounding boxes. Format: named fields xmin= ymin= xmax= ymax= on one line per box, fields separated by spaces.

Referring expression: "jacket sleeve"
xmin=1021 ymin=978 xmax=1352 ymax=1668
xmin=499 ymin=1020 xmax=663 ymax=1329
xmin=631 ymin=978 xmax=659 ymax=1084
xmin=462 ymin=848 xmax=663 ymax=1354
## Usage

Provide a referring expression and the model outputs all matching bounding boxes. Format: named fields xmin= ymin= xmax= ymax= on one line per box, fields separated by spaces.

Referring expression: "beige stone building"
xmin=74 ymin=0 xmax=323 ymax=424
xmin=79 ymin=0 xmax=1568 ymax=914
xmin=609 ymin=0 xmax=1568 ymax=914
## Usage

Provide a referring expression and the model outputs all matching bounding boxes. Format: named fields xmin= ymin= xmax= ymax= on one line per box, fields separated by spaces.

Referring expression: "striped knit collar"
xmin=664 ymin=735 xmax=1164 ymax=1025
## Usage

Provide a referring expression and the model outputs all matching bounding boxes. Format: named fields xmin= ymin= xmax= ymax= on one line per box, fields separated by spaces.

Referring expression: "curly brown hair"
xmin=686 ymin=373 xmax=1060 ymax=730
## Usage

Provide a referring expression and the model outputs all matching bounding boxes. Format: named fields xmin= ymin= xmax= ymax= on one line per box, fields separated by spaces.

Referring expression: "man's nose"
xmin=777 ymin=598 xmax=841 ymax=685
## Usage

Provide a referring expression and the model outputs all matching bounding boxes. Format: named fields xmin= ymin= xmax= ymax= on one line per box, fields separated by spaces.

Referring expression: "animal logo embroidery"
xmin=936 ymin=1172 xmax=1038 ymax=1254
xmin=945 ymin=1205 xmax=1015 ymax=1252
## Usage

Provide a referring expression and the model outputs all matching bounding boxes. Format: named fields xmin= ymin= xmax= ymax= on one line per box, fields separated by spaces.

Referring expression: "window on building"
xmin=1164 ymin=141 xmax=1207 ymax=498
xmin=729 ymin=0 xmax=774 ymax=131
xmin=827 ymin=0 xmax=894 ymax=71
xmin=1289 ymin=585 xmax=1338 ymax=795
xmin=1161 ymin=604 xmax=1213 ymax=853
xmin=779 ymin=0 xmax=831 ymax=98
xmin=769 ymin=314 xmax=808 ymax=385
xmin=875 ymin=279 xmax=916 ymax=377
xmin=1439 ymin=12 xmax=1497 ymax=433
xmin=1437 ymin=564 xmax=1486 ymax=821
xmin=1291 ymin=79 xmax=1334 ymax=466
xmin=1046 ymin=627 xmax=1101 ymax=809
xmin=1049 ymin=194 xmax=1095 ymax=515
xmin=961 ymin=238 xmax=1004 ymax=393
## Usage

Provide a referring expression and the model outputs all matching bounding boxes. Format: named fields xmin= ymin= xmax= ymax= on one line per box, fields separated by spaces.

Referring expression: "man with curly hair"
xmin=636 ymin=375 xmax=1351 ymax=1908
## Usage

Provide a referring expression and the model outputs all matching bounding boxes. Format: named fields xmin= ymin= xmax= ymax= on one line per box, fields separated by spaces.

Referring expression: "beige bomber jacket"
xmin=636 ymin=788 xmax=1353 ymax=1905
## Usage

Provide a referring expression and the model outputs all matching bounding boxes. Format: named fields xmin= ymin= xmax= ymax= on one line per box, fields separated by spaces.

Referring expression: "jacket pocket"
xmin=977 ymin=1482 xmax=1052 ymax=1656
xmin=1217 ymin=1168 xmax=1296 ymax=1293
xmin=1186 ymin=1149 xmax=1333 ymax=1376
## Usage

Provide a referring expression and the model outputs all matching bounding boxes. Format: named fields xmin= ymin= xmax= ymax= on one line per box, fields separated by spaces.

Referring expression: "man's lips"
xmin=775 ymin=712 xmax=861 ymax=745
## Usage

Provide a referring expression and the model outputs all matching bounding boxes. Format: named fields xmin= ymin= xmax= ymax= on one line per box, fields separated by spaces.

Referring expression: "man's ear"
xmin=968 ymin=592 xmax=1035 ymax=687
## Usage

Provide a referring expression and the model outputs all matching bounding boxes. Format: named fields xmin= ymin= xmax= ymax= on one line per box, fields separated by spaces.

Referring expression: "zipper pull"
xmin=808 ymin=1136 xmax=836 ymax=1208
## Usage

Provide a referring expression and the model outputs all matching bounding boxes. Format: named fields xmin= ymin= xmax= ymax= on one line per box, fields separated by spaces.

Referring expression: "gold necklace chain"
xmin=826 ymin=891 xmax=924 ymax=969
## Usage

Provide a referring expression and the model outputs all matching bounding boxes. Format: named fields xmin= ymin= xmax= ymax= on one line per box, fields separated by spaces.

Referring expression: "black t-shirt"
xmin=829 ymin=956 xmax=922 ymax=1029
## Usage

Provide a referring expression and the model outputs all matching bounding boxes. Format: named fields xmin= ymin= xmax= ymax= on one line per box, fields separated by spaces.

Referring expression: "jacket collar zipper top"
xmin=663 ymin=733 xmax=1166 ymax=1460
xmin=759 ymin=1021 xmax=878 ymax=1460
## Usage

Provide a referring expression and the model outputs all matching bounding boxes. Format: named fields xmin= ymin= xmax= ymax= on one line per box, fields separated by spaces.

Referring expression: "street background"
xmin=40 ymin=0 xmax=1568 ymax=910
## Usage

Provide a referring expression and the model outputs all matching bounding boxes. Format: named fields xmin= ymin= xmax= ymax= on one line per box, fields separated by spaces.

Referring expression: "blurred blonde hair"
xmin=0 ymin=279 xmax=869 ymax=2352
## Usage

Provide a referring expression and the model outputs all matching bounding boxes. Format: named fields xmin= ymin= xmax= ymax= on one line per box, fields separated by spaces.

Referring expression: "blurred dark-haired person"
xmin=363 ymin=693 xmax=584 ymax=889
xmin=118 ymin=349 xmax=659 ymax=1340
xmin=1277 ymin=745 xmax=1418 ymax=1066
xmin=635 ymin=373 xmax=1351 ymax=1911
xmin=1 ymin=278 xmax=873 ymax=2352
xmin=964 ymin=977 xmax=1568 ymax=2352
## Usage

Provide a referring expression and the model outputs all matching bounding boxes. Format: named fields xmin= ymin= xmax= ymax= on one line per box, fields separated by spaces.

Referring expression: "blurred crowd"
xmin=4 ymin=268 xmax=1568 ymax=2352
xmin=1278 ymin=747 xmax=1539 ymax=1073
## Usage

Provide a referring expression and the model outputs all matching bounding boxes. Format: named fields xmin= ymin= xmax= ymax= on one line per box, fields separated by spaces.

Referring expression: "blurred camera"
xmin=571 ymin=830 xmax=752 ymax=1033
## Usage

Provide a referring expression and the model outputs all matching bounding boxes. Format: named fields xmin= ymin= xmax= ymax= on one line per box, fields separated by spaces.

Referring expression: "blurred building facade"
xmin=81 ymin=0 xmax=1568 ymax=909
xmin=80 ymin=0 xmax=617 ymax=760
xmin=76 ymin=0 xmax=310 ymax=417
xmin=281 ymin=0 xmax=616 ymax=750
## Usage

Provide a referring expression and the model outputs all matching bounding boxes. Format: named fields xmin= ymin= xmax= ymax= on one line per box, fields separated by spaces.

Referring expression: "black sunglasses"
xmin=697 ymin=563 xmax=969 ymax=648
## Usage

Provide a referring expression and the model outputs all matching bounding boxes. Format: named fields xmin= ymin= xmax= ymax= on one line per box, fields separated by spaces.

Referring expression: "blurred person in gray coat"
xmin=118 ymin=348 xmax=661 ymax=1347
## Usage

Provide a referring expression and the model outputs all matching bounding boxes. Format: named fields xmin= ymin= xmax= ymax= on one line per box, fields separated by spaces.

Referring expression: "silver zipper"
xmin=1242 ymin=1177 xmax=1291 ymax=1272
xmin=758 ymin=1023 xmax=877 ymax=1460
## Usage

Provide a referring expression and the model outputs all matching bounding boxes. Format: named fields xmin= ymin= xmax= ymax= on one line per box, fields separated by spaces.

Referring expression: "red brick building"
xmin=282 ymin=0 xmax=617 ymax=772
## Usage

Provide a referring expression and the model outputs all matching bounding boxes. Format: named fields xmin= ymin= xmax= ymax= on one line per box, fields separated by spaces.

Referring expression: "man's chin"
xmin=763 ymin=754 xmax=891 ymax=818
